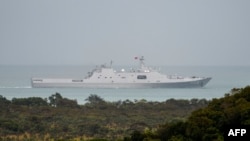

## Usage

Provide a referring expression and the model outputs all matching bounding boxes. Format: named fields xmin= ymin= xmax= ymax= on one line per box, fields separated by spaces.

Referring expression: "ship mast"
xmin=134 ymin=56 xmax=150 ymax=72
xmin=139 ymin=56 xmax=145 ymax=68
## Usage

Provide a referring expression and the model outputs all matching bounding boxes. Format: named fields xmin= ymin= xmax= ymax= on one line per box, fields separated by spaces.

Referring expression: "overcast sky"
xmin=0 ymin=0 xmax=249 ymax=66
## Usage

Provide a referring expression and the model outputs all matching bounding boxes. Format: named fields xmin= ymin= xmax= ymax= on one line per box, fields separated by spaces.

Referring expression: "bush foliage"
xmin=1 ymin=86 xmax=250 ymax=141
xmin=137 ymin=86 xmax=250 ymax=141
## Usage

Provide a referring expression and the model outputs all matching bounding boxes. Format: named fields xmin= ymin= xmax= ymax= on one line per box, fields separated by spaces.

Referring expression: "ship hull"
xmin=31 ymin=77 xmax=211 ymax=88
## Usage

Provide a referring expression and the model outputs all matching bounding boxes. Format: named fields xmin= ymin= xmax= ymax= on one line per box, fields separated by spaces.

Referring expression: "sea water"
xmin=0 ymin=65 xmax=250 ymax=104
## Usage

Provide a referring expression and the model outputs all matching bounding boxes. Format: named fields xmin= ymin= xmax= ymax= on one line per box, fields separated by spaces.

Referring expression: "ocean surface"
xmin=1 ymin=65 xmax=250 ymax=104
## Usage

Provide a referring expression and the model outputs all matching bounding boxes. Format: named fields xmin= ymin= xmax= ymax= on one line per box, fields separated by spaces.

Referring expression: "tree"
xmin=48 ymin=93 xmax=78 ymax=108
xmin=0 ymin=95 xmax=11 ymax=107
xmin=85 ymin=94 xmax=105 ymax=104
xmin=49 ymin=92 xmax=63 ymax=107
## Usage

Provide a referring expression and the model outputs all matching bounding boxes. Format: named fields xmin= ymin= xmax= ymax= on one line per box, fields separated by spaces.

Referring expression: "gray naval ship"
xmin=31 ymin=56 xmax=211 ymax=88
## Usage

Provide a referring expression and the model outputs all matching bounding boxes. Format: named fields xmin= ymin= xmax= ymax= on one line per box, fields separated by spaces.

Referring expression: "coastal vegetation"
xmin=0 ymin=86 xmax=250 ymax=141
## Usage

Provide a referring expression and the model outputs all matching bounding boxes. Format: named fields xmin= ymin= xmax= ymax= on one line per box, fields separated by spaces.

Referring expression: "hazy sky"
xmin=0 ymin=0 xmax=250 ymax=66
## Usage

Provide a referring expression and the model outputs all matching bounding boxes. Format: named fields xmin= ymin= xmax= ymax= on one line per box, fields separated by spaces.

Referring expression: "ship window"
xmin=121 ymin=76 xmax=126 ymax=79
xmin=137 ymin=75 xmax=147 ymax=79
